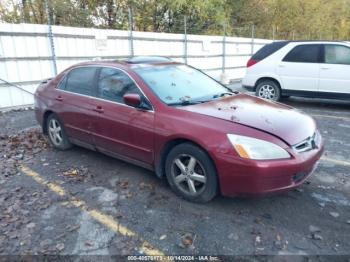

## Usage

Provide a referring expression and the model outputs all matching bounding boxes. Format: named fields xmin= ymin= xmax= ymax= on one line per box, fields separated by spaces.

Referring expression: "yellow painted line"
xmin=141 ymin=241 xmax=166 ymax=256
xmin=21 ymin=165 xmax=66 ymax=196
xmin=311 ymin=114 xmax=350 ymax=121
xmin=20 ymin=165 xmax=166 ymax=257
xmin=321 ymin=156 xmax=350 ymax=167
xmin=88 ymin=209 xmax=135 ymax=237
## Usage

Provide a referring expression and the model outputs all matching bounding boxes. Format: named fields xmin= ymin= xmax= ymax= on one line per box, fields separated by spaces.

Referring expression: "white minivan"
xmin=242 ymin=41 xmax=350 ymax=101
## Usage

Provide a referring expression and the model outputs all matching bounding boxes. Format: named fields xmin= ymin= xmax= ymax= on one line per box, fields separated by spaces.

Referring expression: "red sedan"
xmin=34 ymin=57 xmax=324 ymax=202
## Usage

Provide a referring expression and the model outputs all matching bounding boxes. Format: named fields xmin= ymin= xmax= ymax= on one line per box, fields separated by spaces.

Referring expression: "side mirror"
xmin=123 ymin=93 xmax=142 ymax=108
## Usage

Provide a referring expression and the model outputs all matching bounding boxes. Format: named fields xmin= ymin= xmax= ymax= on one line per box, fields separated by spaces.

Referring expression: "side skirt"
xmin=69 ymin=138 xmax=154 ymax=172
xmin=282 ymin=90 xmax=350 ymax=100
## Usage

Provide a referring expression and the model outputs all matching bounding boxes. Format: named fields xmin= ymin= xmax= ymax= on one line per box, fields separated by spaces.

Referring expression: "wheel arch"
xmin=42 ymin=110 xmax=55 ymax=134
xmin=155 ymin=138 xmax=218 ymax=182
xmin=255 ymin=77 xmax=282 ymax=90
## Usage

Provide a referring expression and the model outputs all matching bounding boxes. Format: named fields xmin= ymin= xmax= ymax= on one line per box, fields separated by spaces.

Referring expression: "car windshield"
xmin=134 ymin=64 xmax=232 ymax=105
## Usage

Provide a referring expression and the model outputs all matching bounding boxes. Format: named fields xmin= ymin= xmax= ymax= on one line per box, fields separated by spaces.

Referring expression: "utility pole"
xmin=128 ymin=7 xmax=134 ymax=57
xmin=45 ymin=0 xmax=57 ymax=75
xmin=184 ymin=15 xmax=188 ymax=64
xmin=222 ymin=22 xmax=226 ymax=74
xmin=251 ymin=24 xmax=255 ymax=55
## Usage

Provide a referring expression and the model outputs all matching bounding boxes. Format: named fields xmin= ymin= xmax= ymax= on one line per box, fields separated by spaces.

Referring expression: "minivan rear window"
xmin=252 ymin=41 xmax=289 ymax=61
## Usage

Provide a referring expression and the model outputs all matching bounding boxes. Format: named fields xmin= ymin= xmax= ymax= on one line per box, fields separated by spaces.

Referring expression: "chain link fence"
xmin=0 ymin=6 xmax=274 ymax=109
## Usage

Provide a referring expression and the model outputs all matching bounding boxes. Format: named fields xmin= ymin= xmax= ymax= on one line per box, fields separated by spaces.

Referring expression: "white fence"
xmin=0 ymin=23 xmax=271 ymax=109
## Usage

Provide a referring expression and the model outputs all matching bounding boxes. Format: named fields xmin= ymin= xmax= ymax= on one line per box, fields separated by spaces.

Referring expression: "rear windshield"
xmin=252 ymin=41 xmax=289 ymax=61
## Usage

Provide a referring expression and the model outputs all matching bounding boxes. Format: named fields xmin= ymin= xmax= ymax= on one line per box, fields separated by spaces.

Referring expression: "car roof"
xmin=124 ymin=56 xmax=173 ymax=64
xmin=274 ymin=40 xmax=349 ymax=45
xmin=71 ymin=56 xmax=180 ymax=69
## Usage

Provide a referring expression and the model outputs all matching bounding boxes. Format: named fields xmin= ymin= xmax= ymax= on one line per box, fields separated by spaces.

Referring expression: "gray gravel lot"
xmin=0 ymin=85 xmax=350 ymax=259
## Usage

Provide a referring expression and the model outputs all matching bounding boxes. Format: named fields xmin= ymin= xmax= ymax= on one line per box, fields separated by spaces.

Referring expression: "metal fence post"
xmin=251 ymin=24 xmax=255 ymax=55
xmin=128 ymin=7 xmax=134 ymax=57
xmin=45 ymin=0 xmax=57 ymax=76
xmin=222 ymin=22 xmax=226 ymax=74
xmin=183 ymin=15 xmax=188 ymax=64
xmin=20 ymin=1 xmax=25 ymax=23
xmin=272 ymin=26 xmax=275 ymax=41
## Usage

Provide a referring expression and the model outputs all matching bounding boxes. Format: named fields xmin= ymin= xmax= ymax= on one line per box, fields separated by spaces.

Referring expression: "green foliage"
xmin=0 ymin=0 xmax=349 ymax=40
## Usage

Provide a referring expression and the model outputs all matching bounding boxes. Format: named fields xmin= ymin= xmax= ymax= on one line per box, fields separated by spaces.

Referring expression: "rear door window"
xmin=57 ymin=75 xmax=67 ymax=90
xmin=324 ymin=45 xmax=350 ymax=65
xmin=283 ymin=44 xmax=321 ymax=63
xmin=64 ymin=67 xmax=98 ymax=96
xmin=97 ymin=67 xmax=142 ymax=104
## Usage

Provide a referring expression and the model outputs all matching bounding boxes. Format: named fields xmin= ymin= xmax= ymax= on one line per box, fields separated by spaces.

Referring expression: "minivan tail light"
xmin=247 ymin=59 xmax=259 ymax=68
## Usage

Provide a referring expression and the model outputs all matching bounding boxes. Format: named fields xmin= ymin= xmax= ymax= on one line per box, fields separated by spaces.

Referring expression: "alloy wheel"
xmin=171 ymin=154 xmax=207 ymax=196
xmin=258 ymin=84 xmax=276 ymax=100
xmin=48 ymin=119 xmax=63 ymax=146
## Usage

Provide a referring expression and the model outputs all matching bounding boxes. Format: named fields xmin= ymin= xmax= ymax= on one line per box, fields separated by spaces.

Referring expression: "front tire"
xmin=165 ymin=143 xmax=218 ymax=203
xmin=46 ymin=113 xmax=72 ymax=150
xmin=256 ymin=80 xmax=281 ymax=101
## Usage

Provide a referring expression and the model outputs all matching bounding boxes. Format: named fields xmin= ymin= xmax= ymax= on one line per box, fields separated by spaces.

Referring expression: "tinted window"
xmin=97 ymin=68 xmax=141 ymax=103
xmin=57 ymin=75 xmax=67 ymax=90
xmin=283 ymin=44 xmax=321 ymax=63
xmin=252 ymin=41 xmax=288 ymax=61
xmin=65 ymin=67 xmax=97 ymax=96
xmin=325 ymin=45 xmax=350 ymax=65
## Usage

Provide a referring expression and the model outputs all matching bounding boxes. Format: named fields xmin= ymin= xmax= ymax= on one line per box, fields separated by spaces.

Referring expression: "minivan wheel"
xmin=256 ymin=80 xmax=281 ymax=101
xmin=165 ymin=143 xmax=218 ymax=203
xmin=47 ymin=114 xmax=72 ymax=150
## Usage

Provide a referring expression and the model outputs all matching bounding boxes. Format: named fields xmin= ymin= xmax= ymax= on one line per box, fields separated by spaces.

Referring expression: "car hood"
xmin=178 ymin=94 xmax=316 ymax=146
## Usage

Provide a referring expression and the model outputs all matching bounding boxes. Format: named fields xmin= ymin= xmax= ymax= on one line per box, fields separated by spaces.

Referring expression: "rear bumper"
xmin=242 ymin=74 xmax=257 ymax=91
xmin=34 ymin=95 xmax=45 ymax=131
xmin=34 ymin=108 xmax=43 ymax=126
xmin=216 ymin=141 xmax=324 ymax=197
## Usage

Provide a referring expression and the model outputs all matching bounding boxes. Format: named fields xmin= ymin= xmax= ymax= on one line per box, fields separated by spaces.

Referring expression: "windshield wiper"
xmin=212 ymin=92 xmax=235 ymax=98
xmin=167 ymin=100 xmax=208 ymax=106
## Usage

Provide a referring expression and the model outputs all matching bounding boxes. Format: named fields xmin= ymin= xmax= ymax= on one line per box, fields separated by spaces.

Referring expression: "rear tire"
xmin=256 ymin=80 xmax=281 ymax=101
xmin=46 ymin=113 xmax=72 ymax=150
xmin=165 ymin=143 xmax=218 ymax=203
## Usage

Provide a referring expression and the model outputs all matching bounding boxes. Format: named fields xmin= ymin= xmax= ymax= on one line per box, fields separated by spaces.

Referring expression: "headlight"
xmin=227 ymin=134 xmax=290 ymax=160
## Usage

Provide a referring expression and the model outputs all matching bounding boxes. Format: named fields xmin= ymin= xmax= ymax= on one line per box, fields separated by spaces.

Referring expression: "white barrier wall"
xmin=0 ymin=23 xmax=272 ymax=109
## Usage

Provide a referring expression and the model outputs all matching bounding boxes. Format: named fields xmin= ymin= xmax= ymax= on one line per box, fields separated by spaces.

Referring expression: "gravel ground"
xmin=0 ymin=86 xmax=350 ymax=260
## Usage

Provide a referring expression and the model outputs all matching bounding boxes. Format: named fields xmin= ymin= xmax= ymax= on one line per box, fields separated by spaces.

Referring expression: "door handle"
xmin=321 ymin=67 xmax=330 ymax=70
xmin=278 ymin=64 xmax=285 ymax=68
xmin=92 ymin=106 xmax=104 ymax=113
xmin=55 ymin=96 xmax=63 ymax=101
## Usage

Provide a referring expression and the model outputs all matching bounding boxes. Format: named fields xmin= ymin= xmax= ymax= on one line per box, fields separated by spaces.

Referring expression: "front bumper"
xmin=216 ymin=140 xmax=324 ymax=197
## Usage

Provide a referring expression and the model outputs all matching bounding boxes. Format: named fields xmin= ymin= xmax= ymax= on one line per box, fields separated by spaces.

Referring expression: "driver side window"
xmin=97 ymin=67 xmax=142 ymax=103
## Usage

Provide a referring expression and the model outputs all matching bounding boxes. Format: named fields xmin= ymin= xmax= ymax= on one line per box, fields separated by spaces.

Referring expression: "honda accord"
xmin=34 ymin=57 xmax=324 ymax=202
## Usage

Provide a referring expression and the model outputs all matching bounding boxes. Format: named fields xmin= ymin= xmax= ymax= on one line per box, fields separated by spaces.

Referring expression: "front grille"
xmin=293 ymin=132 xmax=318 ymax=153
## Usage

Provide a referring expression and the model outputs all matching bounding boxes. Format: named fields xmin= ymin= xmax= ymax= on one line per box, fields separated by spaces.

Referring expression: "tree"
xmin=0 ymin=0 xmax=349 ymax=40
